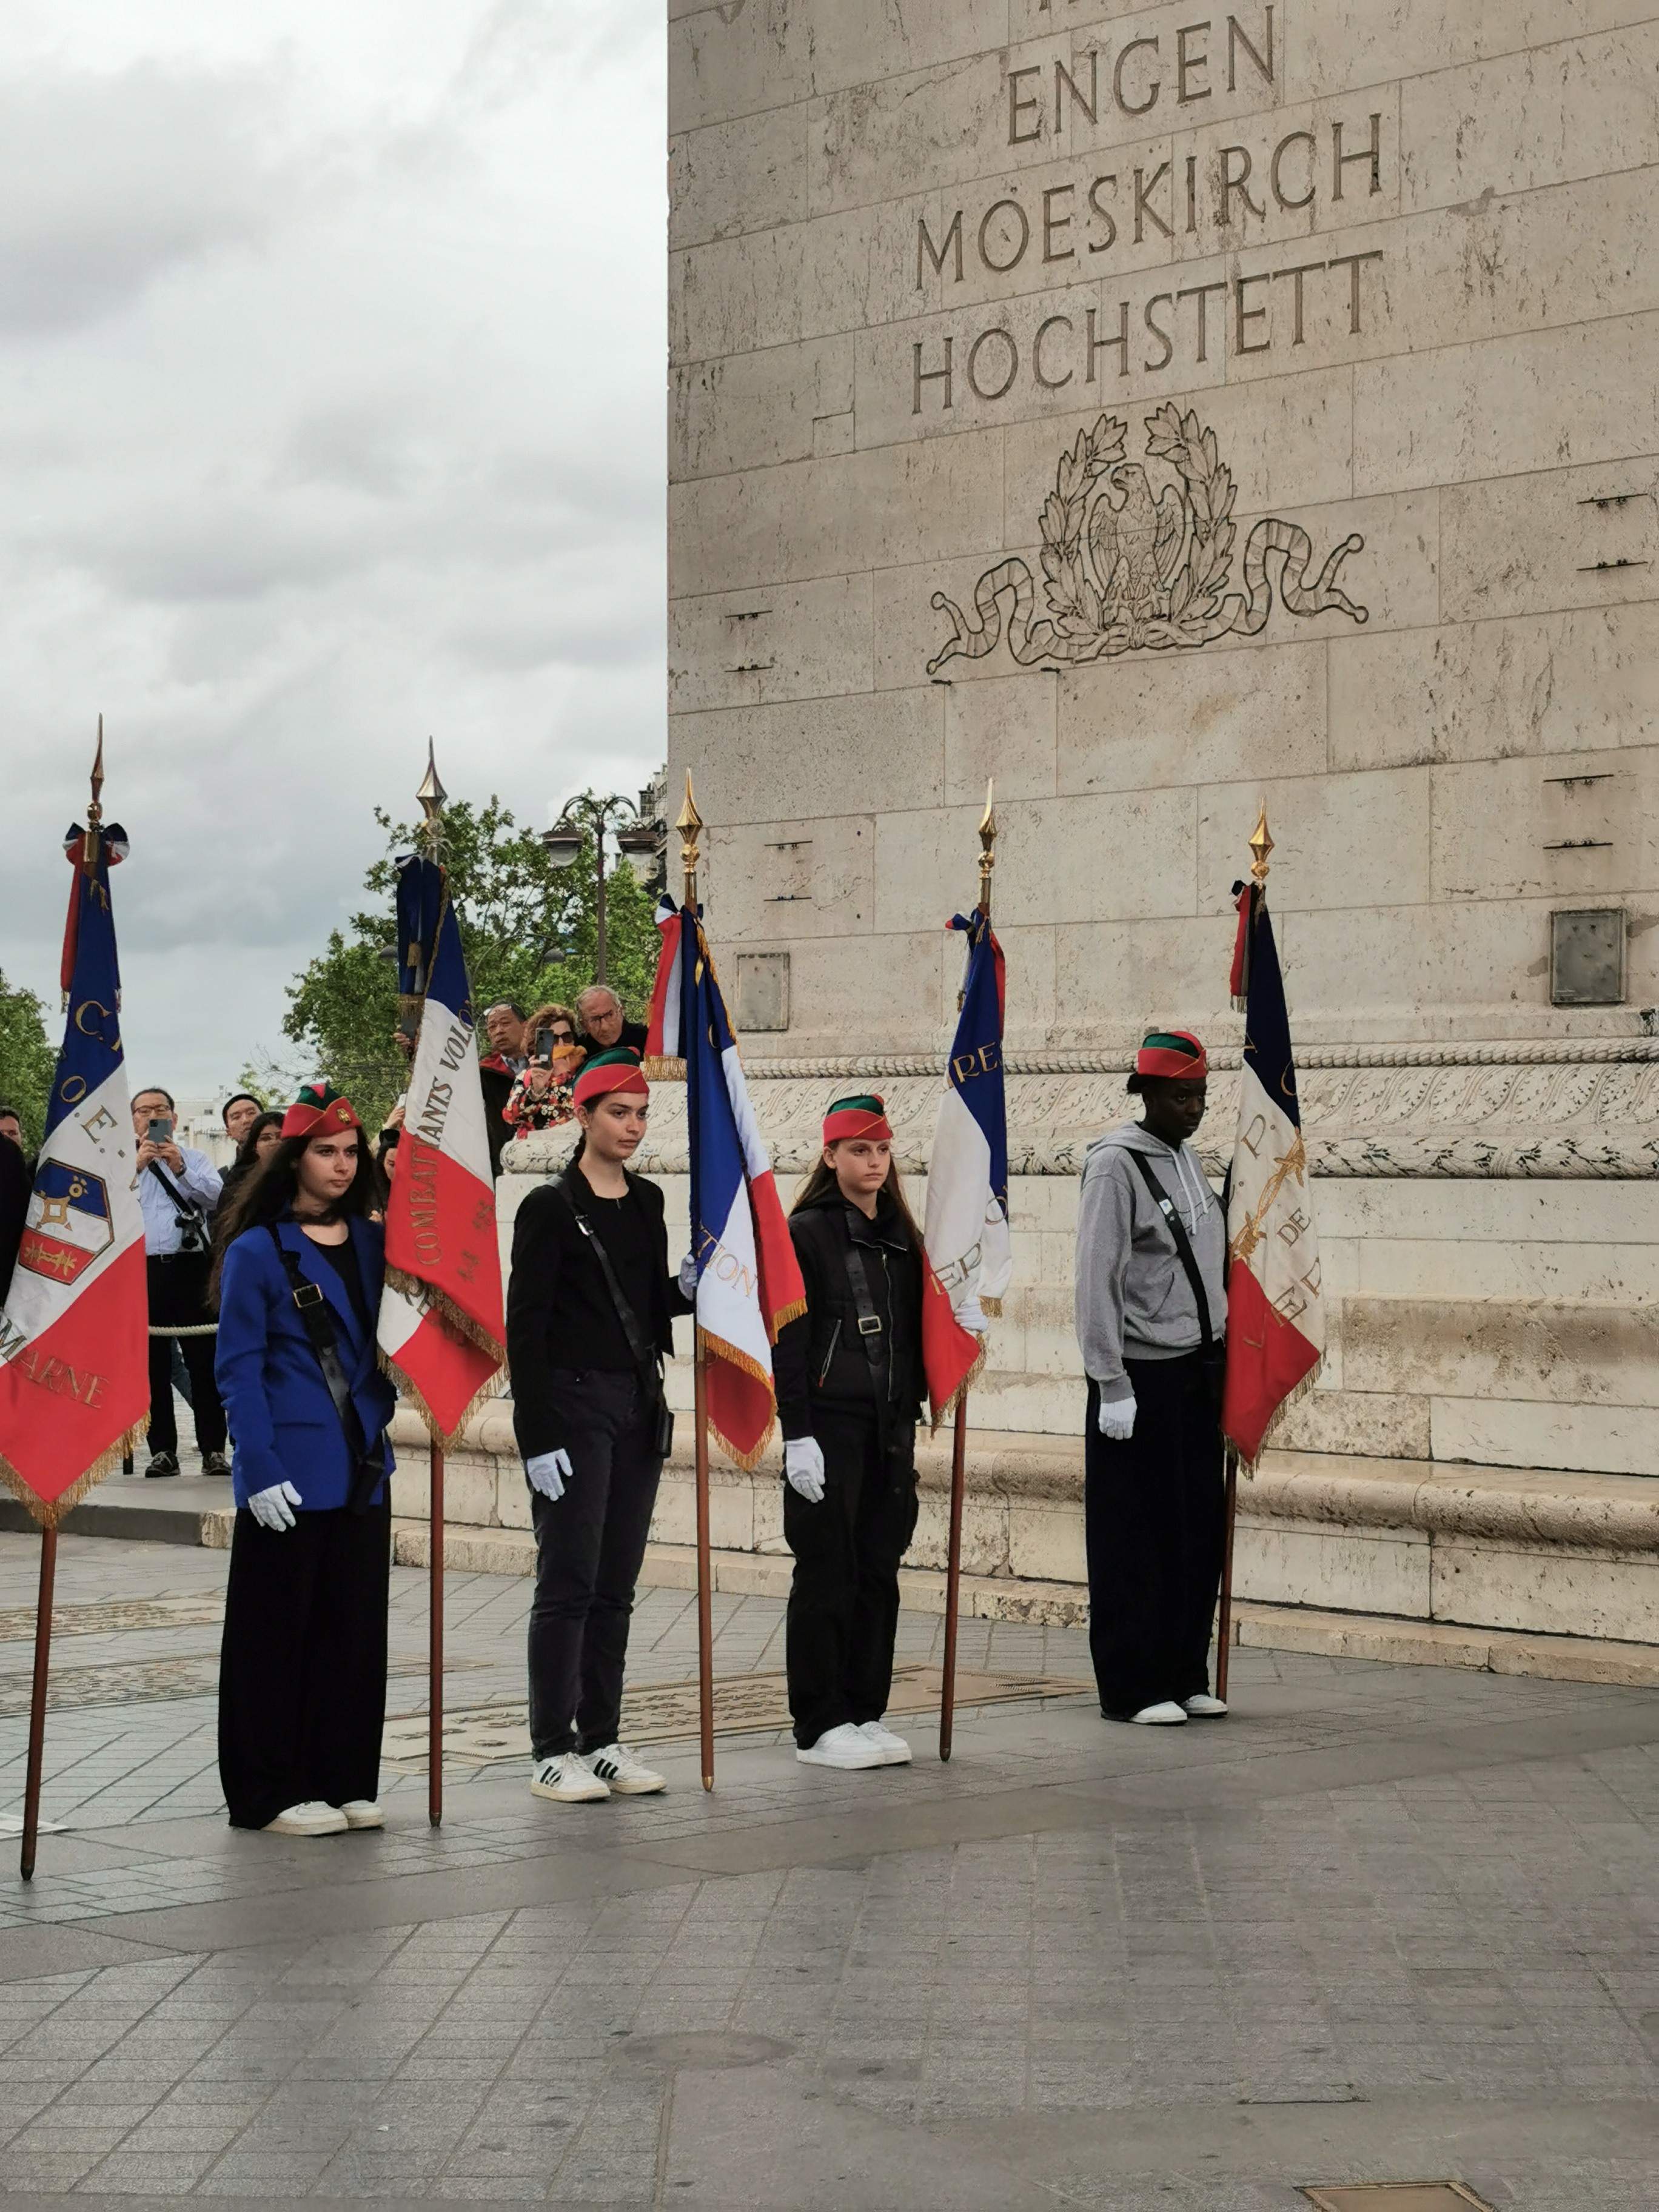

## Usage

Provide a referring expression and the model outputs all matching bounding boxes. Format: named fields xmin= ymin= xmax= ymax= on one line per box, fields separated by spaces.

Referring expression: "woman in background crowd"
xmin=212 ymin=1082 xmax=397 ymax=1837
xmin=773 ymin=1094 xmax=926 ymax=1772
xmin=213 ymin=1109 xmax=284 ymax=1239
xmin=503 ymin=1003 xmax=585 ymax=1141
xmin=1074 ymin=1030 xmax=1228 ymax=1729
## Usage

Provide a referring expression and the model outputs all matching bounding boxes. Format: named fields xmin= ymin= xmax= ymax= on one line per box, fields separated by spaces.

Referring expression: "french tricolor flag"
xmin=679 ymin=910 xmax=805 ymax=1468
xmin=922 ymin=908 xmax=1010 ymax=1422
xmin=0 ymin=820 xmax=149 ymax=1524
xmin=643 ymin=893 xmax=683 ymax=1077
xmin=1222 ymin=880 xmax=1324 ymax=1466
xmin=376 ymin=854 xmax=506 ymax=1441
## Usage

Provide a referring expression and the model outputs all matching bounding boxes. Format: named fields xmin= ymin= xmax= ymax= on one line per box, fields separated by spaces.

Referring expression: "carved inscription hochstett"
xmin=927 ymin=407 xmax=1367 ymax=672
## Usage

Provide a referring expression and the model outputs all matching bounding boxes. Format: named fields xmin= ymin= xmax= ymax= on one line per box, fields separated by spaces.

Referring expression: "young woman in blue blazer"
xmin=212 ymin=1082 xmax=397 ymax=1837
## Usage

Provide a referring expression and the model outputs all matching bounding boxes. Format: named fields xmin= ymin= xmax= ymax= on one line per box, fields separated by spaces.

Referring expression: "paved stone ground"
xmin=0 ymin=1528 xmax=1655 ymax=2210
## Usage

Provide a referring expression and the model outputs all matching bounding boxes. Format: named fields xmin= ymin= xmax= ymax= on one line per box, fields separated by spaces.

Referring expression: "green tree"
xmin=280 ymin=794 xmax=660 ymax=1133
xmin=0 ymin=970 xmax=56 ymax=1150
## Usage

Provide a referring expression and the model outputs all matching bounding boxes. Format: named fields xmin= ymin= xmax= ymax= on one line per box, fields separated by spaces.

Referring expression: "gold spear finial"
xmin=677 ymin=771 xmax=703 ymax=907
xmin=417 ymin=739 xmax=447 ymax=860
xmin=89 ymin=715 xmax=105 ymax=826
xmin=1249 ymin=802 xmax=1273 ymax=886
xmin=977 ymin=777 xmax=997 ymax=918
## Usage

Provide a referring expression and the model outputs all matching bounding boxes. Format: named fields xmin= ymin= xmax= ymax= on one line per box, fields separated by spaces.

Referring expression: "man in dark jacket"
xmin=772 ymin=1094 xmax=926 ymax=1769
xmin=478 ymin=1002 xmax=527 ymax=1177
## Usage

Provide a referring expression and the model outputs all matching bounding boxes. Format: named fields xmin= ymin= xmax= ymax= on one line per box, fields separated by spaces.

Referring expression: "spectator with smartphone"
xmin=503 ymin=1004 xmax=585 ymax=1142
xmin=133 ymin=1085 xmax=229 ymax=1479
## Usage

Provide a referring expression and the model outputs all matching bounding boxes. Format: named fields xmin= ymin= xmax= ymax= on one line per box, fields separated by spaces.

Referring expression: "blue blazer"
xmin=215 ymin=1217 xmax=398 ymax=1512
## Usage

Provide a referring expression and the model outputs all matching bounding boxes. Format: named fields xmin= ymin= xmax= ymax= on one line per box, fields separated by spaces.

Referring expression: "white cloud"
xmin=0 ymin=0 xmax=666 ymax=1100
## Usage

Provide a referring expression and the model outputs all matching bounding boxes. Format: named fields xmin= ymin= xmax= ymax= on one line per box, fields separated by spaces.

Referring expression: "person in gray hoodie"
xmin=1074 ymin=1030 xmax=1228 ymax=1726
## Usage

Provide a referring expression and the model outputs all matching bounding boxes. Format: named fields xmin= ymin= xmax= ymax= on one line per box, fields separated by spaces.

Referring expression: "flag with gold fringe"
xmin=375 ymin=852 xmax=506 ymax=1441
xmin=679 ymin=908 xmax=805 ymax=1467
xmin=0 ymin=813 xmax=148 ymax=1524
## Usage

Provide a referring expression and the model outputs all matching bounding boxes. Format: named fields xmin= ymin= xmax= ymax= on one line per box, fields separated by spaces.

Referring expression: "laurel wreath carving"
xmin=927 ymin=405 xmax=1369 ymax=675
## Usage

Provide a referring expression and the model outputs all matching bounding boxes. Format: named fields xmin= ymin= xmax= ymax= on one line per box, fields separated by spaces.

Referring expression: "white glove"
xmin=526 ymin=1449 xmax=572 ymax=1501
xmin=1096 ymin=1394 xmax=1137 ymax=1441
xmin=248 ymin=1480 xmax=301 ymax=1532
xmin=678 ymin=1252 xmax=699 ymax=1298
xmin=954 ymin=1294 xmax=987 ymax=1335
xmin=784 ymin=1435 xmax=826 ymax=1504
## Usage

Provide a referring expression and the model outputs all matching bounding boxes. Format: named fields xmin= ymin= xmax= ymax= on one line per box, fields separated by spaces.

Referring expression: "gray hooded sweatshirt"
xmin=1074 ymin=1122 xmax=1227 ymax=1404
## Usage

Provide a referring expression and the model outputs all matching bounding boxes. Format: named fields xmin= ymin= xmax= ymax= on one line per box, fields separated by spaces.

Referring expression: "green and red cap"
xmin=281 ymin=1079 xmax=363 ymax=1141
xmin=574 ymin=1047 xmax=649 ymax=1108
xmin=823 ymin=1093 xmax=893 ymax=1144
xmin=1135 ymin=1030 xmax=1207 ymax=1080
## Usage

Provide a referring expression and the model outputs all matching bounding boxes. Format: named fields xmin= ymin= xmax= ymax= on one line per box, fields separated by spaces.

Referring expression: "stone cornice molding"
xmin=742 ymin=1040 xmax=1659 ymax=1079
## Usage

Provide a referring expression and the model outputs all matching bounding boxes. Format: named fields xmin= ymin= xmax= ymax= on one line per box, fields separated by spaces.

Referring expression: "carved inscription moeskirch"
xmin=928 ymin=407 xmax=1367 ymax=669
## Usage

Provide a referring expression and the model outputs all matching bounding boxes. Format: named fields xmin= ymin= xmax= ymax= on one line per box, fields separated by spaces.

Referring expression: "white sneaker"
xmin=585 ymin=1743 xmax=666 ymax=1795
xmin=531 ymin=1753 xmax=609 ymax=1803
xmin=1182 ymin=1693 xmax=1228 ymax=1718
xmin=1129 ymin=1701 xmax=1189 ymax=1726
xmin=263 ymin=1801 xmax=348 ymax=1837
xmin=797 ymin=1722 xmax=885 ymax=1769
xmin=857 ymin=1719 xmax=913 ymax=1766
xmin=339 ymin=1799 xmax=384 ymax=1828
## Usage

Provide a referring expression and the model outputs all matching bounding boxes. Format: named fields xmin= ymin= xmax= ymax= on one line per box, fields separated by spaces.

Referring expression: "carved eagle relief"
xmin=1086 ymin=461 xmax=1188 ymax=639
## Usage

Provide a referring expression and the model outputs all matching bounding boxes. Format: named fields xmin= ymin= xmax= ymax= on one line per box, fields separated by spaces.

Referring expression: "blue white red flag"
xmin=679 ymin=910 xmax=805 ymax=1467
xmin=922 ymin=910 xmax=1008 ymax=1421
xmin=643 ymin=891 xmax=683 ymax=1076
xmin=377 ymin=854 xmax=506 ymax=1442
xmin=0 ymin=821 xmax=148 ymax=1524
xmin=1223 ymin=881 xmax=1323 ymax=1464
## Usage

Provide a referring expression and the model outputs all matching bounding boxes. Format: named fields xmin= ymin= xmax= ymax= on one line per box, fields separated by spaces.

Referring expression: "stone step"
xmin=1233 ymin=1602 xmax=1659 ymax=1689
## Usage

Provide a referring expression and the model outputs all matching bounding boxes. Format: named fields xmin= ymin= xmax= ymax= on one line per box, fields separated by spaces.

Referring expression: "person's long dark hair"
xmin=792 ymin=1150 xmax=924 ymax=1251
xmin=209 ymin=1133 xmax=387 ymax=1305
xmin=234 ymin=1110 xmax=284 ymax=1164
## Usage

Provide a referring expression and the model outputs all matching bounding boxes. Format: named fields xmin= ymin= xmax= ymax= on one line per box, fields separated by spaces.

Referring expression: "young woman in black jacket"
xmin=773 ymin=1094 xmax=927 ymax=1771
xmin=506 ymin=1048 xmax=694 ymax=1805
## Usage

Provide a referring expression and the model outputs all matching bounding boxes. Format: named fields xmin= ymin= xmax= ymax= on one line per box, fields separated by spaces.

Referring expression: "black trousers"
xmin=146 ymin=1252 xmax=226 ymax=1456
xmin=1085 ymin=1352 xmax=1227 ymax=1718
xmin=527 ymin=1370 xmax=663 ymax=1758
xmin=784 ymin=1410 xmax=919 ymax=1749
xmin=218 ymin=1496 xmax=390 ymax=1828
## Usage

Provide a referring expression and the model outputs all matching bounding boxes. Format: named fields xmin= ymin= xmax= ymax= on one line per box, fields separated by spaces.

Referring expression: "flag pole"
xmin=940 ymin=782 xmax=996 ymax=1764
xmin=677 ymin=778 xmax=716 ymax=1792
xmin=1216 ymin=806 xmax=1273 ymax=1706
xmin=417 ymin=741 xmax=448 ymax=1829
xmin=23 ymin=725 xmax=106 ymax=1879
xmin=20 ymin=1525 xmax=58 ymax=1882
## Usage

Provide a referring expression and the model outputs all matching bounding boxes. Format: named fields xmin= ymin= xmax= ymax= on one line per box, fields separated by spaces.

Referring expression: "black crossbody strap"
xmin=267 ymin=1228 xmax=383 ymax=1512
xmin=149 ymin=1159 xmax=210 ymax=1230
xmin=555 ymin=1175 xmax=661 ymax=1392
xmin=1126 ymin=1149 xmax=1217 ymax=1352
xmin=839 ymin=1209 xmax=887 ymax=1378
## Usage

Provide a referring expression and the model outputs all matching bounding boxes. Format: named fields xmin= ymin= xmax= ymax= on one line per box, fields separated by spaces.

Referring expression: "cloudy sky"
xmin=0 ymin=0 xmax=665 ymax=1102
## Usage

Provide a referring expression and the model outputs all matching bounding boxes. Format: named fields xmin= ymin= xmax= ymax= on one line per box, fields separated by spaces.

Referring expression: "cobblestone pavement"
xmin=0 ymin=1529 xmax=1655 ymax=2209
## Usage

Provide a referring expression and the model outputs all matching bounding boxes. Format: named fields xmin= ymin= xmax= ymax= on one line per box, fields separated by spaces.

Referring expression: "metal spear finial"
xmin=417 ymin=739 xmax=447 ymax=861
xmin=1249 ymin=802 xmax=1273 ymax=886
xmin=977 ymin=778 xmax=997 ymax=919
xmin=677 ymin=771 xmax=703 ymax=907
xmin=88 ymin=716 xmax=105 ymax=826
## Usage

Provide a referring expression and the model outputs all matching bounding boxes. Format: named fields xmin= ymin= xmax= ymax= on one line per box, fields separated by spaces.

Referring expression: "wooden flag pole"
xmin=428 ymin=1439 xmax=444 ymax=1825
xmin=679 ymin=777 xmax=716 ymax=1791
xmin=19 ymin=1525 xmax=58 ymax=1882
xmin=1215 ymin=1446 xmax=1238 ymax=1703
xmin=939 ymin=783 xmax=996 ymax=1763
xmin=417 ymin=741 xmax=448 ymax=1829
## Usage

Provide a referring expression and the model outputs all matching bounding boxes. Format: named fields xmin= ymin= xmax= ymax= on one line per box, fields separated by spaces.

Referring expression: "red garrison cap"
xmin=573 ymin=1048 xmax=649 ymax=1108
xmin=1134 ymin=1030 xmax=1207 ymax=1079
xmin=822 ymin=1093 xmax=893 ymax=1144
xmin=281 ymin=1080 xmax=363 ymax=1141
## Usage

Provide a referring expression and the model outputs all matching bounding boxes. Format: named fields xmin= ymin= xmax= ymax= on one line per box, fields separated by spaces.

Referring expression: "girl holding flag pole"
xmin=773 ymin=1096 xmax=931 ymax=1770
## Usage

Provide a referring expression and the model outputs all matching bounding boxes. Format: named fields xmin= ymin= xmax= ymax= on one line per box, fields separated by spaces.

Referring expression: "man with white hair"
xmin=574 ymin=985 xmax=646 ymax=1060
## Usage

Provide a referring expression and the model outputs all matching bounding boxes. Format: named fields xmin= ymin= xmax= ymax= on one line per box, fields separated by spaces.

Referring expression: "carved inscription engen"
xmin=928 ymin=409 xmax=1367 ymax=669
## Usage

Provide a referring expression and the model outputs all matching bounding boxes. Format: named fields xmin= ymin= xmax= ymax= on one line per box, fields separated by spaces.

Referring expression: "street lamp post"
xmin=541 ymin=788 xmax=665 ymax=987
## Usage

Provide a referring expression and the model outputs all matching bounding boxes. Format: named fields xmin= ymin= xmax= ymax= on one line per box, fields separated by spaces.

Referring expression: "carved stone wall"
xmin=668 ymin=2 xmax=1659 ymax=1069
